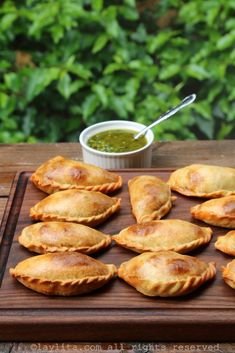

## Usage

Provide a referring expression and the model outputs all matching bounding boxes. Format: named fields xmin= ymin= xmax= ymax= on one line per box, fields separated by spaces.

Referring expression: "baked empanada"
xmin=168 ymin=164 xmax=235 ymax=198
xmin=215 ymin=231 xmax=235 ymax=256
xmin=10 ymin=252 xmax=117 ymax=296
xmin=118 ymin=251 xmax=216 ymax=297
xmin=113 ymin=220 xmax=212 ymax=254
xmin=128 ymin=175 xmax=175 ymax=223
xmin=18 ymin=222 xmax=111 ymax=255
xmin=30 ymin=189 xmax=121 ymax=226
xmin=191 ymin=196 xmax=235 ymax=228
xmin=222 ymin=259 xmax=235 ymax=290
xmin=30 ymin=156 xmax=122 ymax=194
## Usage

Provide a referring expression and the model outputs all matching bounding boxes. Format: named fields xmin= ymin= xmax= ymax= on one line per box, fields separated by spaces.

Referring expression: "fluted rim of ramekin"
xmin=79 ymin=120 xmax=154 ymax=157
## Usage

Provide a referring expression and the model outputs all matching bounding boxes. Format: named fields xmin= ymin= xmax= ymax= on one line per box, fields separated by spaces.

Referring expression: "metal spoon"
xmin=134 ymin=93 xmax=196 ymax=140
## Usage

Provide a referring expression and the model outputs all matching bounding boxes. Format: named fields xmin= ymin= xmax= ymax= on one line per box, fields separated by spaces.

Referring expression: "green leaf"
xmin=208 ymin=84 xmax=223 ymax=102
xmin=92 ymin=34 xmax=109 ymax=53
xmin=118 ymin=6 xmax=138 ymax=21
xmin=195 ymin=116 xmax=214 ymax=139
xmin=4 ymin=73 xmax=22 ymax=93
xmin=50 ymin=25 xmax=64 ymax=43
xmin=22 ymin=108 xmax=36 ymax=135
xmin=131 ymin=24 xmax=147 ymax=43
xmin=0 ymin=92 xmax=8 ymax=108
xmin=104 ymin=63 xmax=126 ymax=74
xmin=57 ymin=73 xmax=71 ymax=99
xmin=128 ymin=60 xmax=142 ymax=69
xmin=206 ymin=6 xmax=220 ymax=26
xmin=102 ymin=6 xmax=120 ymax=38
xmin=92 ymin=0 xmax=103 ymax=12
xmin=124 ymin=0 xmax=136 ymax=6
xmin=106 ymin=19 xmax=119 ymax=38
xmin=125 ymin=77 xmax=140 ymax=98
xmin=0 ymin=13 xmax=17 ymax=30
xmin=217 ymin=31 xmax=235 ymax=50
xmin=92 ymin=84 xmax=108 ymax=106
xmin=109 ymin=95 xmax=128 ymax=118
xmin=148 ymin=32 xmax=176 ymax=53
xmin=68 ymin=64 xmax=92 ymax=80
xmin=185 ymin=64 xmax=209 ymax=80
xmin=217 ymin=123 xmax=234 ymax=139
xmin=159 ymin=64 xmax=180 ymax=80
xmin=193 ymin=101 xmax=212 ymax=120
xmin=225 ymin=18 xmax=235 ymax=30
xmin=26 ymin=68 xmax=60 ymax=102
xmin=82 ymin=94 xmax=100 ymax=119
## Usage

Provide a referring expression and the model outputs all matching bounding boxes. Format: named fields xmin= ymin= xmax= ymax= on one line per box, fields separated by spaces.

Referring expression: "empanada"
xmin=118 ymin=251 xmax=216 ymax=297
xmin=113 ymin=220 xmax=212 ymax=254
xmin=10 ymin=252 xmax=117 ymax=296
xmin=18 ymin=222 xmax=111 ymax=255
xmin=215 ymin=231 xmax=235 ymax=256
xmin=30 ymin=189 xmax=121 ymax=226
xmin=128 ymin=175 xmax=175 ymax=223
xmin=168 ymin=164 xmax=235 ymax=198
xmin=191 ymin=196 xmax=235 ymax=228
xmin=222 ymin=259 xmax=235 ymax=290
xmin=30 ymin=156 xmax=122 ymax=194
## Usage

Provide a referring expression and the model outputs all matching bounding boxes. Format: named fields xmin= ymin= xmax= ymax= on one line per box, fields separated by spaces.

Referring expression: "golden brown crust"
xmin=10 ymin=253 xmax=117 ymax=296
xmin=30 ymin=189 xmax=121 ymax=227
xmin=18 ymin=222 xmax=112 ymax=255
xmin=168 ymin=164 xmax=235 ymax=198
xmin=118 ymin=251 xmax=216 ymax=297
xmin=222 ymin=259 xmax=235 ymax=290
xmin=30 ymin=156 xmax=122 ymax=194
xmin=190 ymin=196 xmax=235 ymax=228
xmin=215 ymin=231 xmax=235 ymax=256
xmin=128 ymin=175 xmax=175 ymax=223
xmin=112 ymin=220 xmax=212 ymax=254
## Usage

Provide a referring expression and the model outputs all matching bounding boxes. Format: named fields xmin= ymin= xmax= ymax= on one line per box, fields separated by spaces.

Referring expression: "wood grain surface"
xmin=0 ymin=140 xmax=234 ymax=172
xmin=0 ymin=169 xmax=234 ymax=341
xmin=0 ymin=141 xmax=234 ymax=351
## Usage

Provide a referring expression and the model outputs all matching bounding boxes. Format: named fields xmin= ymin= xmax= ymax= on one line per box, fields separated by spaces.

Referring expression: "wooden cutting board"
xmin=0 ymin=170 xmax=234 ymax=341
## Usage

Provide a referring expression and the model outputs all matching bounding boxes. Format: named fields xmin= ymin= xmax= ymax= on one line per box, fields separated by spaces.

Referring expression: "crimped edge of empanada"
xmin=30 ymin=173 xmax=123 ymax=194
xmin=190 ymin=204 xmax=235 ymax=228
xmin=112 ymin=227 xmax=212 ymax=254
xmin=10 ymin=264 xmax=117 ymax=296
xmin=30 ymin=198 xmax=121 ymax=227
xmin=222 ymin=260 xmax=235 ymax=289
xmin=19 ymin=233 xmax=112 ymax=255
xmin=118 ymin=261 xmax=216 ymax=297
xmin=215 ymin=235 xmax=235 ymax=257
xmin=168 ymin=180 xmax=235 ymax=199
xmin=137 ymin=196 xmax=175 ymax=223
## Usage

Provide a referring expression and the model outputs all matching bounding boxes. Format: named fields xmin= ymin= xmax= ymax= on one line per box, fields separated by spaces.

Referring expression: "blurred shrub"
xmin=0 ymin=0 xmax=234 ymax=142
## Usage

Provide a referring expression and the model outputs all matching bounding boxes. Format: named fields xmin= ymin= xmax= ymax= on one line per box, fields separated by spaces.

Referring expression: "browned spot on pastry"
xmin=129 ymin=222 xmax=162 ymax=237
xmin=69 ymin=167 xmax=87 ymax=181
xmin=149 ymin=253 xmax=164 ymax=266
xmin=223 ymin=201 xmax=235 ymax=215
xmin=168 ymin=259 xmax=191 ymax=275
xmin=52 ymin=253 xmax=88 ymax=266
xmin=190 ymin=171 xmax=204 ymax=186
xmin=39 ymin=224 xmax=59 ymax=242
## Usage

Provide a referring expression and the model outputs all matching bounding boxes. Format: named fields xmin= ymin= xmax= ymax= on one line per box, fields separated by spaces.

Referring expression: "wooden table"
xmin=0 ymin=141 xmax=234 ymax=353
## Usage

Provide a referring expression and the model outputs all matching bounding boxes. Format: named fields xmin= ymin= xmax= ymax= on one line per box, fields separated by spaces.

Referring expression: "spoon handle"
xmin=134 ymin=93 xmax=196 ymax=140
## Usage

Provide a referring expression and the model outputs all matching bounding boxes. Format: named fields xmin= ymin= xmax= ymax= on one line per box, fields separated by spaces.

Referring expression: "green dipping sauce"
xmin=87 ymin=129 xmax=147 ymax=153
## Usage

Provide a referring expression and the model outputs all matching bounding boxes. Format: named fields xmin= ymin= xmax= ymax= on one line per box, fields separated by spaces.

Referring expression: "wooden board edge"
xmin=0 ymin=172 xmax=28 ymax=284
xmin=0 ymin=311 xmax=234 ymax=342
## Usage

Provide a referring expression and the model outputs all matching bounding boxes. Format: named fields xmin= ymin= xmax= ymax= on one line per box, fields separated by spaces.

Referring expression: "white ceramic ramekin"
xmin=79 ymin=120 xmax=154 ymax=169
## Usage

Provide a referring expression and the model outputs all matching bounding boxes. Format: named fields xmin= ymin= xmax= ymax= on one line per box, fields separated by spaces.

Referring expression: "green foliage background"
xmin=0 ymin=0 xmax=235 ymax=143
